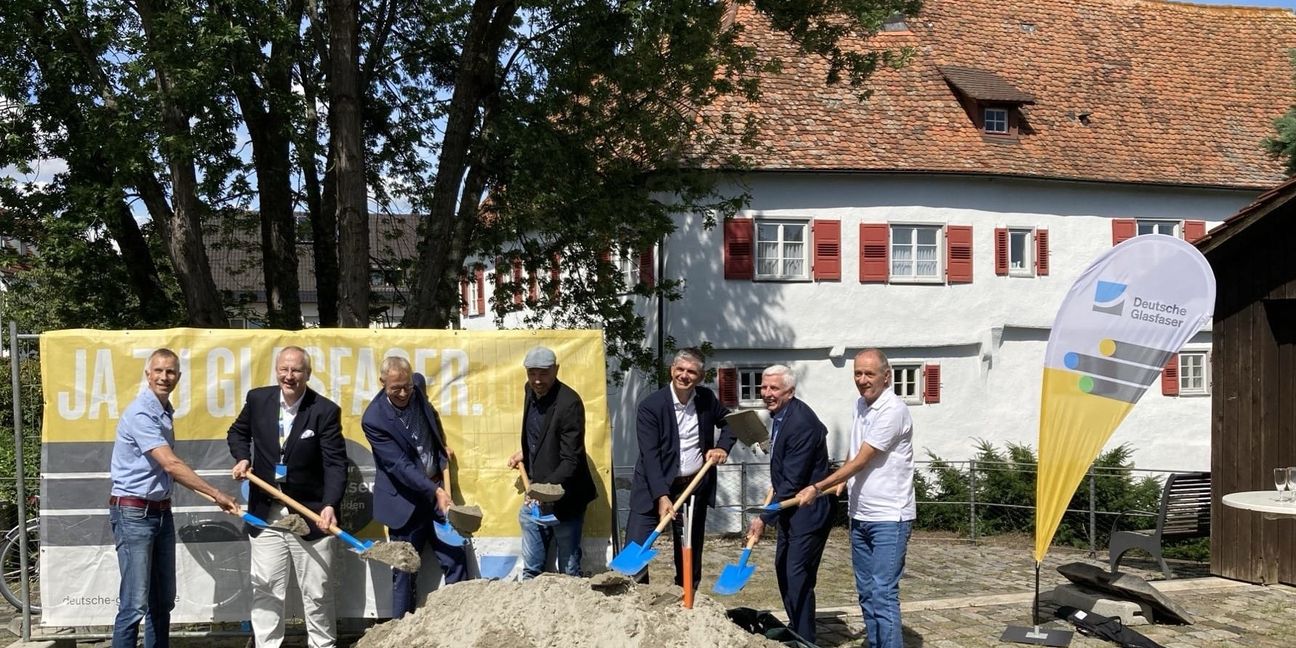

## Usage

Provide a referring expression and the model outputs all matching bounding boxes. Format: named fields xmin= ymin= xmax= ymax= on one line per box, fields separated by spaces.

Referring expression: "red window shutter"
xmin=460 ymin=276 xmax=469 ymax=317
xmin=1183 ymin=220 xmax=1207 ymax=243
xmin=717 ymin=367 xmax=738 ymax=407
xmin=1035 ymin=229 xmax=1050 ymax=276
xmin=724 ymin=219 xmax=754 ymax=280
xmin=812 ymin=219 xmax=841 ymax=281
xmin=1161 ymin=355 xmax=1180 ymax=396
xmin=549 ymin=255 xmax=561 ymax=298
xmin=1112 ymin=219 xmax=1136 ymax=245
xmin=639 ymin=248 xmax=655 ymax=288
xmin=859 ymin=223 xmax=889 ymax=283
xmin=946 ymin=225 xmax=973 ymax=284
xmin=494 ymin=257 xmax=506 ymax=308
xmin=512 ymin=259 xmax=523 ymax=306
xmin=474 ymin=267 xmax=486 ymax=314
xmin=994 ymin=227 xmax=1009 ymax=276
xmin=528 ymin=270 xmax=539 ymax=303
xmin=923 ymin=364 xmax=941 ymax=404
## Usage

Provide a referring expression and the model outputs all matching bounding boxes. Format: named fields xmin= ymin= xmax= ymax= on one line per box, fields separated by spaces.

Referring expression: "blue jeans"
xmin=851 ymin=519 xmax=912 ymax=648
xmin=110 ymin=504 xmax=176 ymax=648
xmin=518 ymin=506 xmax=583 ymax=579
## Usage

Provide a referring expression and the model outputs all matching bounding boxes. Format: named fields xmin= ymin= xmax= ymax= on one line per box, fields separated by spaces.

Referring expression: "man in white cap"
xmin=507 ymin=346 xmax=597 ymax=578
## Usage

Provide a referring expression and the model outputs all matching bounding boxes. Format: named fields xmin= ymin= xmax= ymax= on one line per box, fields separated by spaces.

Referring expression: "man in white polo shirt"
xmin=795 ymin=347 xmax=914 ymax=648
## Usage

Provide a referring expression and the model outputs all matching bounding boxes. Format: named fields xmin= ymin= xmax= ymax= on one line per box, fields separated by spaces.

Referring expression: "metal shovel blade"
xmin=712 ymin=548 xmax=756 ymax=595
xmin=608 ymin=530 xmax=661 ymax=575
xmin=526 ymin=501 xmax=559 ymax=525
xmin=241 ymin=512 xmax=271 ymax=530
xmin=478 ymin=555 xmax=518 ymax=580
xmin=434 ymin=519 xmax=466 ymax=547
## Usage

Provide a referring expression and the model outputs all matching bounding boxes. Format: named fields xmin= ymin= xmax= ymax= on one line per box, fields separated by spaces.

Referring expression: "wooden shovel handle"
xmin=744 ymin=488 xmax=776 ymax=549
xmin=245 ymin=472 xmax=334 ymax=533
xmin=516 ymin=462 xmax=533 ymax=491
xmin=654 ymin=459 xmax=718 ymax=534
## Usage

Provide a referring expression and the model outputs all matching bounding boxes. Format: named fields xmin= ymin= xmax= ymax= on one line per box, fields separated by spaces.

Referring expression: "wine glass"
xmin=1276 ymin=467 xmax=1288 ymax=501
xmin=1287 ymin=467 xmax=1296 ymax=504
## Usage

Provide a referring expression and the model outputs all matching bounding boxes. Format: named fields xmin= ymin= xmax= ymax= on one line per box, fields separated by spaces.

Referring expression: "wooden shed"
xmin=1199 ymin=177 xmax=1296 ymax=584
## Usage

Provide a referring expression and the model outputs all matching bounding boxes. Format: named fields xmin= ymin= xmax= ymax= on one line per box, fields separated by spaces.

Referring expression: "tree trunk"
xmin=328 ymin=0 xmax=369 ymax=327
xmin=300 ymin=75 xmax=339 ymax=328
xmin=135 ymin=0 xmax=227 ymax=327
xmin=403 ymin=0 xmax=518 ymax=328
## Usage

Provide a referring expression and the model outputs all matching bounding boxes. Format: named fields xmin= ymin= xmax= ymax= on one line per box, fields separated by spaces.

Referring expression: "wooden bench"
xmin=1108 ymin=471 xmax=1211 ymax=578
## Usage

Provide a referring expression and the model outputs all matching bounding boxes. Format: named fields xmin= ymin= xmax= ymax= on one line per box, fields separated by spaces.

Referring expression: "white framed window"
xmin=984 ymin=107 xmax=1008 ymax=134
xmin=892 ymin=364 xmax=922 ymax=404
xmin=738 ymin=368 xmax=765 ymax=407
xmin=1178 ymin=351 xmax=1209 ymax=395
xmin=1009 ymin=228 xmax=1034 ymax=276
xmin=1137 ymin=220 xmax=1178 ymax=237
xmin=755 ymin=220 xmax=808 ymax=280
xmin=615 ymin=248 xmax=640 ymax=288
xmin=228 ymin=317 xmax=247 ymax=329
xmin=890 ymin=225 xmax=942 ymax=282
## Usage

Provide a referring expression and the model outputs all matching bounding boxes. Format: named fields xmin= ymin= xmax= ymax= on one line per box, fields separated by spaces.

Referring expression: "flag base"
xmin=1001 ymin=624 xmax=1073 ymax=646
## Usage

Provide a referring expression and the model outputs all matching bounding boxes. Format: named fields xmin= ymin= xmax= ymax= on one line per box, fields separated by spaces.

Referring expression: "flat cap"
xmin=522 ymin=346 xmax=557 ymax=368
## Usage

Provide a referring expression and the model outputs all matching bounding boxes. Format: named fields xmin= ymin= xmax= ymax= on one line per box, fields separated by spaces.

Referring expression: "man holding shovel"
xmin=363 ymin=356 xmax=469 ymax=617
xmin=227 ymin=346 xmax=349 ymax=648
xmin=109 ymin=348 xmax=241 ymax=648
xmin=795 ymin=348 xmax=915 ymax=648
xmin=746 ymin=364 xmax=833 ymax=644
xmin=625 ymin=348 xmax=734 ymax=588
xmin=507 ymin=346 xmax=596 ymax=579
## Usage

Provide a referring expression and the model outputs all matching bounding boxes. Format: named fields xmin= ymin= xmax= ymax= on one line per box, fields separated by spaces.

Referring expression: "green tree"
xmin=0 ymin=0 xmax=921 ymax=374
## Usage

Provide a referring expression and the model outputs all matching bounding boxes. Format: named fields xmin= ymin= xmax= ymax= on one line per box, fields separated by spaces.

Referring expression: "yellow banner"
xmin=40 ymin=328 xmax=612 ymax=538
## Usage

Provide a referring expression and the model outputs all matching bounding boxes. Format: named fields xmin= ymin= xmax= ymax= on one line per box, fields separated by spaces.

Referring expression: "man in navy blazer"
xmin=227 ymin=346 xmax=348 ymax=648
xmin=362 ymin=356 xmax=469 ymax=618
xmin=625 ymin=348 xmax=734 ymax=588
xmin=507 ymin=346 xmax=597 ymax=578
xmin=747 ymin=364 xmax=833 ymax=644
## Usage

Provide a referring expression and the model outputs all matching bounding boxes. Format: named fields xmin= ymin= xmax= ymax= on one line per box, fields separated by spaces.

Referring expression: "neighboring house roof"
xmin=709 ymin=0 xmax=1296 ymax=189
xmin=208 ymin=213 xmax=419 ymax=303
xmin=1196 ymin=174 xmax=1296 ymax=254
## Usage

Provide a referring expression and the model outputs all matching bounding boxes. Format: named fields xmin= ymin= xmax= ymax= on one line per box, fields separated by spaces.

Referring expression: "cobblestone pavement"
xmin=4 ymin=531 xmax=1295 ymax=647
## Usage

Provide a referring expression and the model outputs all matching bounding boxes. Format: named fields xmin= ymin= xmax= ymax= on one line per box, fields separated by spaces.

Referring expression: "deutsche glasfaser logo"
xmin=1092 ymin=280 xmax=1127 ymax=316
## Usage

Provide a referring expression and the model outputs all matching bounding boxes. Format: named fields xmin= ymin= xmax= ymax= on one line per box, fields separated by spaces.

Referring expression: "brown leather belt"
xmin=672 ymin=473 xmax=700 ymax=488
xmin=108 ymin=496 xmax=171 ymax=511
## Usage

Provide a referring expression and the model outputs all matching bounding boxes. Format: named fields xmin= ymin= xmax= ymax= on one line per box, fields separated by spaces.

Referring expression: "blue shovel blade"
xmin=241 ymin=512 xmax=271 ymax=529
xmin=608 ymin=530 xmax=661 ymax=575
xmin=713 ymin=550 xmax=757 ymax=595
xmin=478 ymin=555 xmax=518 ymax=580
xmin=435 ymin=519 xmax=466 ymax=547
xmin=526 ymin=502 xmax=559 ymax=525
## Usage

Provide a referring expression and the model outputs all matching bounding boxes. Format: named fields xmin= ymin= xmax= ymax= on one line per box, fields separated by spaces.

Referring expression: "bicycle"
xmin=0 ymin=516 xmax=38 ymax=613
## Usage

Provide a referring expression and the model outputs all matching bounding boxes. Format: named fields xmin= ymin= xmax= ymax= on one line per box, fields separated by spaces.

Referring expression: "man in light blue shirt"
xmin=109 ymin=348 xmax=239 ymax=648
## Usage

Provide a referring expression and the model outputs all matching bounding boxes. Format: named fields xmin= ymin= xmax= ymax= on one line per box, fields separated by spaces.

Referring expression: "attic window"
xmin=984 ymin=108 xmax=1008 ymax=134
xmin=882 ymin=13 xmax=908 ymax=32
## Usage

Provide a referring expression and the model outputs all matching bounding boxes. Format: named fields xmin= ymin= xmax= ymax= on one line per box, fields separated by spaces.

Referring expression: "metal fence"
xmin=613 ymin=459 xmax=1189 ymax=557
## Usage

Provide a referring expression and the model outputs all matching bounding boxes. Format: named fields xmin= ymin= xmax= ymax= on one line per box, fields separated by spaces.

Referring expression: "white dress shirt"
xmin=674 ymin=388 xmax=704 ymax=477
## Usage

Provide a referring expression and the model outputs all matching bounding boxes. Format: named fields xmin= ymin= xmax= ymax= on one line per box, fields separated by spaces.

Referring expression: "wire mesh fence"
xmin=613 ymin=459 xmax=1194 ymax=558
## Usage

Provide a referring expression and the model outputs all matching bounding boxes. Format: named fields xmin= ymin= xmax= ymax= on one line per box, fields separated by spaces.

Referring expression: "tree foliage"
xmin=0 ymin=0 xmax=921 ymax=371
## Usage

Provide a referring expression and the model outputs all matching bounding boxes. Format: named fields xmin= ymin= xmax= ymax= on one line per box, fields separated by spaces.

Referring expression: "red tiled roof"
xmin=708 ymin=0 xmax=1296 ymax=188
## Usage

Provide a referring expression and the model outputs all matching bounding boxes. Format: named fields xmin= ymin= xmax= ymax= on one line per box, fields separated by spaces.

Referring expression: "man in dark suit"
xmin=506 ymin=346 xmax=596 ymax=579
xmin=227 ymin=346 xmax=348 ymax=648
xmin=362 ymin=356 xmax=468 ymax=617
xmin=747 ymin=364 xmax=833 ymax=644
xmin=625 ymin=348 xmax=735 ymax=588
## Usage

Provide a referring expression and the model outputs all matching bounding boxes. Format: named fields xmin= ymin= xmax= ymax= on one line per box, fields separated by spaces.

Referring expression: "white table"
xmin=1222 ymin=490 xmax=1296 ymax=518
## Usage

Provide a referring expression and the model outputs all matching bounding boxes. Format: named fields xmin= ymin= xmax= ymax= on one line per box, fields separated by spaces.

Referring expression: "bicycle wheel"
xmin=0 ymin=520 xmax=39 ymax=614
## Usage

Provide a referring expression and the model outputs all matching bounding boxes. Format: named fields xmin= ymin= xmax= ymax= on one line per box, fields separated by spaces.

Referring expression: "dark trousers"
xmin=775 ymin=516 xmax=832 ymax=644
xmin=624 ymin=478 xmax=709 ymax=588
xmin=389 ymin=513 xmax=469 ymax=617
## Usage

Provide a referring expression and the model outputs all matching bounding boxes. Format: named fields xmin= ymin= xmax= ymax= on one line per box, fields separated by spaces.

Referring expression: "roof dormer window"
xmin=938 ymin=65 xmax=1034 ymax=139
xmin=882 ymin=13 xmax=908 ymax=32
xmin=984 ymin=107 xmax=1009 ymax=134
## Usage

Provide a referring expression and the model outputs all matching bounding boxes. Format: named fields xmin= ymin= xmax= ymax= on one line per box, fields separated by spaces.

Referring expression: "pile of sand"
xmin=355 ymin=573 xmax=781 ymax=648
